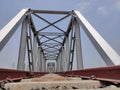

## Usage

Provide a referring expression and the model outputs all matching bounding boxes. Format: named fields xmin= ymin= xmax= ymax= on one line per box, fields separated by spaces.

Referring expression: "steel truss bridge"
xmin=0 ymin=9 xmax=120 ymax=85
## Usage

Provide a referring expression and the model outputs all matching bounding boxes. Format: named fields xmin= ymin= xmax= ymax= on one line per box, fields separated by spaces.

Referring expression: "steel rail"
xmin=55 ymin=65 xmax=120 ymax=83
xmin=0 ymin=68 xmax=46 ymax=83
xmin=1 ymin=65 xmax=120 ymax=85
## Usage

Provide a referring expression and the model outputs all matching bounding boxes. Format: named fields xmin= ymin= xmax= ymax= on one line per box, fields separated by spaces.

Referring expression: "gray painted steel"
xmin=17 ymin=18 xmax=28 ymax=70
xmin=65 ymin=36 xmax=70 ymax=71
xmin=74 ymin=10 xmax=120 ymax=65
xmin=0 ymin=9 xmax=29 ymax=51
xmin=74 ymin=19 xmax=83 ymax=69
xmin=32 ymin=35 xmax=38 ymax=71
xmin=1 ymin=9 xmax=120 ymax=72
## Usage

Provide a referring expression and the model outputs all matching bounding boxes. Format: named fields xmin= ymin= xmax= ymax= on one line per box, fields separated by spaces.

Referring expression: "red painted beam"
xmin=1 ymin=65 xmax=120 ymax=83
xmin=0 ymin=68 xmax=46 ymax=83
xmin=56 ymin=65 xmax=120 ymax=82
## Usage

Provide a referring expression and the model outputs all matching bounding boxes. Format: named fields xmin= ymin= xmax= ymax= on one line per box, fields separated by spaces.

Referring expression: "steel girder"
xmin=74 ymin=10 xmax=120 ymax=65
xmin=0 ymin=8 xmax=29 ymax=51
xmin=17 ymin=17 xmax=28 ymax=70
xmin=0 ymin=9 xmax=120 ymax=72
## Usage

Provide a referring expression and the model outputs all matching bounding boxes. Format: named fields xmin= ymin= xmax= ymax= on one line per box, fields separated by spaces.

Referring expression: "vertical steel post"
xmin=36 ymin=46 xmax=41 ymax=71
xmin=56 ymin=53 xmax=60 ymax=72
xmin=60 ymin=49 xmax=64 ymax=71
xmin=41 ymin=53 xmax=44 ymax=72
xmin=65 ymin=36 xmax=70 ymax=71
xmin=44 ymin=60 xmax=46 ymax=72
xmin=56 ymin=59 xmax=58 ymax=72
xmin=32 ymin=35 xmax=38 ymax=71
xmin=39 ymin=47 xmax=42 ymax=71
xmin=75 ymin=19 xmax=83 ymax=70
xmin=55 ymin=60 xmax=57 ymax=72
xmin=59 ymin=53 xmax=61 ymax=71
xmin=61 ymin=48 xmax=64 ymax=71
xmin=67 ymin=18 xmax=76 ymax=70
xmin=36 ymin=46 xmax=42 ymax=72
xmin=17 ymin=18 xmax=28 ymax=70
xmin=41 ymin=52 xmax=45 ymax=72
xmin=61 ymin=48 xmax=63 ymax=71
xmin=62 ymin=47 xmax=67 ymax=71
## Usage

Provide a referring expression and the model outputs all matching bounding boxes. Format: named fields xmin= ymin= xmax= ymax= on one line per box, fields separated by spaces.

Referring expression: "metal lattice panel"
xmin=0 ymin=9 xmax=120 ymax=72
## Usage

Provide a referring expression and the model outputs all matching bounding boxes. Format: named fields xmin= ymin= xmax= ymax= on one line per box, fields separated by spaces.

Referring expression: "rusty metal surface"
xmin=1 ymin=65 xmax=120 ymax=83
xmin=56 ymin=65 xmax=120 ymax=83
xmin=0 ymin=68 xmax=46 ymax=83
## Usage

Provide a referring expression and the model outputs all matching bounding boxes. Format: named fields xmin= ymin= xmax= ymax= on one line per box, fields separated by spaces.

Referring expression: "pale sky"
xmin=0 ymin=0 xmax=120 ymax=69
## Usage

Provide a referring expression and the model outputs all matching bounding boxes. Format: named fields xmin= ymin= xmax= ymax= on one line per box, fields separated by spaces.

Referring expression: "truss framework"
xmin=0 ymin=9 xmax=120 ymax=72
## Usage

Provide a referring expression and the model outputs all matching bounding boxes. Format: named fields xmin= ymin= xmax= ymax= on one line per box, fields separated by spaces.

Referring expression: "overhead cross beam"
xmin=41 ymin=36 xmax=62 ymax=44
xmin=34 ymin=14 xmax=67 ymax=32
xmin=31 ymin=10 xmax=70 ymax=14
xmin=39 ymin=32 xmax=64 ymax=36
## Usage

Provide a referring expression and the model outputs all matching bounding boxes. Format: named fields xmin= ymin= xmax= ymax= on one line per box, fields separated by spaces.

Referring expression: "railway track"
xmin=0 ymin=65 xmax=120 ymax=90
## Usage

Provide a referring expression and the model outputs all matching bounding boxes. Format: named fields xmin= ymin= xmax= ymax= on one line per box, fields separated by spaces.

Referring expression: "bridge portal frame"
xmin=0 ymin=9 xmax=120 ymax=71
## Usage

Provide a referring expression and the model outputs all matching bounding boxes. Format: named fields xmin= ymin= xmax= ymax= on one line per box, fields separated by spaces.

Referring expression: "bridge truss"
xmin=0 ymin=9 xmax=120 ymax=72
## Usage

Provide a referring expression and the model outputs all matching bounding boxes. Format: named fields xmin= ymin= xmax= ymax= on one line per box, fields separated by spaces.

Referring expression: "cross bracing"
xmin=0 ymin=9 xmax=120 ymax=72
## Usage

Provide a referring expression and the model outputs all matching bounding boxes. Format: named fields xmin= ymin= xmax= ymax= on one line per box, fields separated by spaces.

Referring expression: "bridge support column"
xmin=56 ymin=53 xmax=61 ymax=72
xmin=60 ymin=51 xmax=64 ymax=71
xmin=66 ymin=36 xmax=70 ymax=71
xmin=32 ymin=35 xmax=38 ymax=71
xmin=41 ymin=53 xmax=44 ymax=72
xmin=56 ymin=59 xmax=59 ymax=72
xmin=17 ymin=18 xmax=28 ymax=70
xmin=40 ymin=47 xmax=43 ymax=72
xmin=36 ymin=46 xmax=41 ymax=71
xmin=56 ymin=60 xmax=58 ymax=72
xmin=44 ymin=60 xmax=46 ymax=72
xmin=75 ymin=19 xmax=83 ymax=70
xmin=41 ymin=53 xmax=46 ymax=72
xmin=61 ymin=47 xmax=67 ymax=71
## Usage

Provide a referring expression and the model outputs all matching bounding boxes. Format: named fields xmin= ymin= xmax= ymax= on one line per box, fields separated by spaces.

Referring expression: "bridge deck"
xmin=4 ymin=73 xmax=120 ymax=90
xmin=0 ymin=66 xmax=120 ymax=89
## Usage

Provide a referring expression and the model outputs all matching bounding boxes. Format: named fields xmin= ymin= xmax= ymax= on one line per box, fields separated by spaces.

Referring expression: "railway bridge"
xmin=0 ymin=9 xmax=120 ymax=90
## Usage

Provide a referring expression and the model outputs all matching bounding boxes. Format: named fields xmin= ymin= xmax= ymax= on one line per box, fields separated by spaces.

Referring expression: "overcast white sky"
xmin=0 ymin=0 xmax=120 ymax=69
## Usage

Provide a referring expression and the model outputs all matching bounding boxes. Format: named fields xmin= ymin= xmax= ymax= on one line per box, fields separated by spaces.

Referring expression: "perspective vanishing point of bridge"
xmin=0 ymin=9 xmax=120 ymax=90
